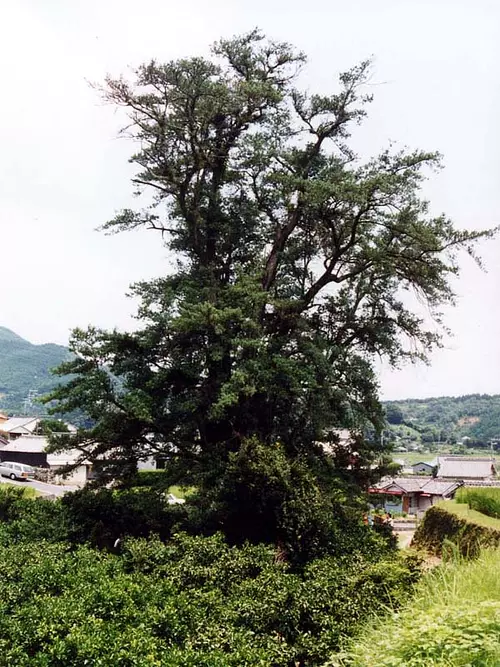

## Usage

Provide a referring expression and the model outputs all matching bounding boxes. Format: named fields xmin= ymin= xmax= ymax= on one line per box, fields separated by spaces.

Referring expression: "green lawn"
xmin=168 ymin=485 xmax=196 ymax=500
xmin=437 ymin=500 xmax=500 ymax=530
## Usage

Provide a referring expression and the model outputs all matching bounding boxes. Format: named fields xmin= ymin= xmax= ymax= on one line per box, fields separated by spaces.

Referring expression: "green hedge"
xmin=130 ymin=469 xmax=171 ymax=488
xmin=412 ymin=505 xmax=500 ymax=557
xmin=455 ymin=486 xmax=500 ymax=519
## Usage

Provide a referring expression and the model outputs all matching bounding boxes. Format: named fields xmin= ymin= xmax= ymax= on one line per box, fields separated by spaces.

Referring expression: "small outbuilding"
xmin=0 ymin=417 xmax=40 ymax=440
xmin=411 ymin=460 xmax=437 ymax=475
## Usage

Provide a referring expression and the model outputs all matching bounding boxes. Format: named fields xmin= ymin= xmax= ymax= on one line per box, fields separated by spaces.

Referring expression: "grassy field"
xmin=455 ymin=486 xmax=500 ymax=519
xmin=392 ymin=451 xmax=435 ymax=466
xmin=329 ymin=549 xmax=500 ymax=666
xmin=438 ymin=500 xmax=500 ymax=530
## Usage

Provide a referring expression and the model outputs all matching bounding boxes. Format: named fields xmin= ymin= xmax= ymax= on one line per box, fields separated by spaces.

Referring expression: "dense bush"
xmin=0 ymin=487 xmax=185 ymax=549
xmin=185 ymin=438 xmax=395 ymax=565
xmin=412 ymin=505 xmax=500 ymax=557
xmin=0 ymin=485 xmax=36 ymax=520
xmin=0 ymin=486 xmax=421 ymax=664
xmin=0 ymin=532 xmax=419 ymax=666
xmin=60 ymin=487 xmax=185 ymax=548
xmin=0 ymin=482 xmax=397 ymax=564
xmin=455 ymin=486 xmax=500 ymax=519
xmin=328 ymin=549 xmax=500 ymax=667
xmin=129 ymin=469 xmax=171 ymax=489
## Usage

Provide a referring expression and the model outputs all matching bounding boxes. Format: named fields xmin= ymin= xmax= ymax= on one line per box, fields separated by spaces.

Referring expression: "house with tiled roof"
xmin=369 ymin=476 xmax=462 ymax=516
xmin=0 ymin=416 xmax=40 ymax=439
xmin=437 ymin=456 xmax=496 ymax=480
xmin=411 ymin=459 xmax=437 ymax=475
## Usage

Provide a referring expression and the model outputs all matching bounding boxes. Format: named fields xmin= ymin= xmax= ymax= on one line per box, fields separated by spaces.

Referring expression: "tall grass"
xmin=455 ymin=486 xmax=500 ymax=519
xmin=327 ymin=549 xmax=500 ymax=666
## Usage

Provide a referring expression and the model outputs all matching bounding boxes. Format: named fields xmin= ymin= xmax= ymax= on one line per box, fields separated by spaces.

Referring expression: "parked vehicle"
xmin=0 ymin=461 xmax=35 ymax=481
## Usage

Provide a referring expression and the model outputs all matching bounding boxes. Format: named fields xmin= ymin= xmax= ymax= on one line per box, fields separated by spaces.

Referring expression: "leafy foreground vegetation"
xmin=0 ymin=487 xmax=420 ymax=666
xmin=455 ymin=486 xmax=500 ymax=519
xmin=328 ymin=549 xmax=500 ymax=667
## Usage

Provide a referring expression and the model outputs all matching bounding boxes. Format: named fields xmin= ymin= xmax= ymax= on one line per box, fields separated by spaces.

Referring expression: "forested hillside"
xmin=384 ymin=394 xmax=500 ymax=445
xmin=0 ymin=327 xmax=70 ymax=414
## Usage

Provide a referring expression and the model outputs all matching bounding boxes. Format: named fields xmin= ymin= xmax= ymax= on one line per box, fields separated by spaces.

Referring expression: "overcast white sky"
xmin=1 ymin=0 xmax=499 ymax=400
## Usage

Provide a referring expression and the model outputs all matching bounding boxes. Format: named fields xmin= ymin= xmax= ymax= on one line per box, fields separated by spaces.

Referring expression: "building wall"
xmin=412 ymin=463 xmax=434 ymax=475
xmin=417 ymin=496 xmax=434 ymax=513
xmin=52 ymin=465 xmax=89 ymax=486
xmin=0 ymin=452 xmax=48 ymax=467
xmin=384 ymin=497 xmax=403 ymax=514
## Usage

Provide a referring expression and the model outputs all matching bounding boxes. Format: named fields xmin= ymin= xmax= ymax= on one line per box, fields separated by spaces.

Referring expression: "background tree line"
xmin=385 ymin=394 xmax=500 ymax=447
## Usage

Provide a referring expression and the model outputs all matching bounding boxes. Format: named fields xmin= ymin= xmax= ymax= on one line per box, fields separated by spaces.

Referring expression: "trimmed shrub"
xmin=412 ymin=505 xmax=500 ymax=557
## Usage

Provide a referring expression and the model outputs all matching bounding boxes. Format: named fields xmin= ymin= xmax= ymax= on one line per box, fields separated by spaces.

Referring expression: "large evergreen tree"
xmin=47 ymin=31 xmax=494 ymax=550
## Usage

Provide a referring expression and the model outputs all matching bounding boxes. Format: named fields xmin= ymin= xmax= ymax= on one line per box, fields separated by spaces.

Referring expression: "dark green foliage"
xmin=0 ymin=327 xmax=70 ymax=414
xmin=0 ymin=531 xmax=419 ymax=666
xmin=412 ymin=505 xmax=500 ymax=558
xmin=1 ymin=497 xmax=70 ymax=545
xmin=385 ymin=404 xmax=404 ymax=425
xmin=0 ymin=485 xmax=28 ymax=521
xmin=455 ymin=487 xmax=500 ymax=519
xmin=130 ymin=469 xmax=171 ymax=488
xmin=0 ymin=487 xmax=420 ymax=663
xmin=0 ymin=487 xmax=182 ymax=549
xmin=182 ymin=436 xmax=395 ymax=563
xmin=36 ymin=418 xmax=70 ymax=434
xmin=60 ymin=487 xmax=183 ymax=548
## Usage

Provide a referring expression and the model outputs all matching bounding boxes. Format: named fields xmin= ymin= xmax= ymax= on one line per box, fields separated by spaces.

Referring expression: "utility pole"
xmin=22 ymin=389 xmax=39 ymax=415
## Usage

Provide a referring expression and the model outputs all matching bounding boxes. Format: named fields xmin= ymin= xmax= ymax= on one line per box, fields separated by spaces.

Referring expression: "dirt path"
xmin=397 ymin=531 xmax=415 ymax=549
xmin=397 ymin=530 xmax=442 ymax=569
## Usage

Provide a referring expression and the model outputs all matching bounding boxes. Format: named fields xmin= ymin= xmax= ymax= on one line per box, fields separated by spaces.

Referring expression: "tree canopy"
xmin=46 ymin=30 xmax=495 ymax=550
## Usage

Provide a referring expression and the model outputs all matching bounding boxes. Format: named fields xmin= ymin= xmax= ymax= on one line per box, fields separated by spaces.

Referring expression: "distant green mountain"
xmin=384 ymin=394 xmax=500 ymax=445
xmin=0 ymin=327 xmax=70 ymax=415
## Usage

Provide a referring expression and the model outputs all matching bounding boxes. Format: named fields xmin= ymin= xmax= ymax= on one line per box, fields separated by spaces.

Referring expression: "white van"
xmin=0 ymin=461 xmax=35 ymax=481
